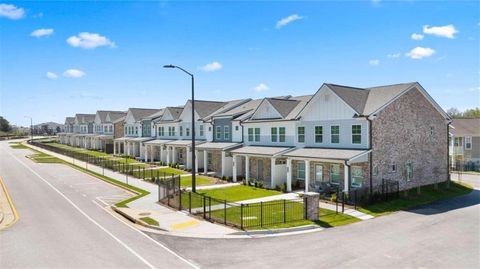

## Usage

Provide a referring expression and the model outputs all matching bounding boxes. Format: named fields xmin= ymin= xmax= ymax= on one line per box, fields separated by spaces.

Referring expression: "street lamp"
xmin=24 ymin=116 xmax=33 ymax=143
xmin=163 ymin=64 xmax=197 ymax=192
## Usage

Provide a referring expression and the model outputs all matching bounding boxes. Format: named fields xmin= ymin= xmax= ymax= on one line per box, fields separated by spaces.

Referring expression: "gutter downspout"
xmin=367 ymin=116 xmax=374 ymax=196
xmin=447 ymin=120 xmax=452 ymax=183
xmin=344 ymin=160 xmax=351 ymax=193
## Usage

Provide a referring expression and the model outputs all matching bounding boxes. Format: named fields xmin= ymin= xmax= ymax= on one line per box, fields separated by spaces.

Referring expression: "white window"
xmin=271 ymin=127 xmax=278 ymax=142
xmin=179 ymin=126 xmax=183 ymax=137
xmin=235 ymin=126 xmax=239 ymax=131
xmin=465 ymin=136 xmax=472 ymax=150
xmin=406 ymin=161 xmax=413 ymax=181
xmin=297 ymin=126 xmax=305 ymax=143
xmin=315 ymin=126 xmax=323 ymax=143
xmin=254 ymin=128 xmax=260 ymax=142
xmin=279 ymin=127 xmax=286 ymax=142
xmin=352 ymin=125 xmax=361 ymax=144
xmin=297 ymin=162 xmax=305 ymax=180
xmin=248 ymin=128 xmax=254 ymax=142
xmin=186 ymin=128 xmax=190 ymax=137
xmin=224 ymin=126 xmax=230 ymax=140
xmin=330 ymin=164 xmax=340 ymax=185
xmin=216 ymin=126 xmax=222 ymax=140
xmin=315 ymin=164 xmax=323 ymax=185
xmin=199 ymin=125 xmax=204 ymax=136
xmin=351 ymin=166 xmax=363 ymax=187
xmin=391 ymin=162 xmax=397 ymax=173
xmin=331 ymin=126 xmax=340 ymax=144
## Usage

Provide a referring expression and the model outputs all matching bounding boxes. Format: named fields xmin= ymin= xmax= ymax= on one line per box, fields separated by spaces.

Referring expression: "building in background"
xmin=450 ymin=118 xmax=480 ymax=172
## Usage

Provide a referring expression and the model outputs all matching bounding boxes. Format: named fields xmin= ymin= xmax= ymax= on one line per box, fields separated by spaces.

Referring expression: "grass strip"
xmin=140 ymin=217 xmax=159 ymax=226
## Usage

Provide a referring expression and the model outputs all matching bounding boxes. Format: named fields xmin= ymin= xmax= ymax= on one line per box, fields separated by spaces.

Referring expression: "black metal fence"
xmin=157 ymin=177 xmax=306 ymax=230
xmin=30 ymin=141 xmax=175 ymax=180
xmin=452 ymin=160 xmax=480 ymax=172
xmin=336 ymin=179 xmax=400 ymax=210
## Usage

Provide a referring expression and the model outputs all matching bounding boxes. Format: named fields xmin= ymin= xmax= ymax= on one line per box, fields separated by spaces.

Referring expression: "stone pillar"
xmin=203 ymin=150 xmax=208 ymax=175
xmin=286 ymin=158 xmax=292 ymax=192
xmin=195 ymin=150 xmax=199 ymax=173
xmin=344 ymin=163 xmax=350 ymax=192
xmin=305 ymin=160 xmax=311 ymax=193
xmin=186 ymin=147 xmax=191 ymax=169
xmin=232 ymin=155 xmax=237 ymax=182
xmin=271 ymin=157 xmax=276 ymax=188
xmin=245 ymin=155 xmax=250 ymax=184
xmin=221 ymin=151 xmax=226 ymax=177
xmin=303 ymin=192 xmax=320 ymax=221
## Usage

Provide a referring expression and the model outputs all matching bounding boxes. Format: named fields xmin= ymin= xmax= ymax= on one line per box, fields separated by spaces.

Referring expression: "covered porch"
xmin=142 ymin=139 xmax=172 ymax=163
xmin=282 ymin=148 xmax=371 ymax=193
xmin=164 ymin=140 xmax=207 ymax=170
xmin=230 ymin=146 xmax=294 ymax=186
xmin=123 ymin=137 xmax=154 ymax=159
xmin=113 ymin=137 xmax=126 ymax=155
xmin=195 ymin=142 xmax=242 ymax=178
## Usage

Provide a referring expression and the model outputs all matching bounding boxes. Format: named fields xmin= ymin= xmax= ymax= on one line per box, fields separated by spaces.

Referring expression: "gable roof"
xmin=107 ymin=111 xmax=127 ymax=122
xmin=113 ymin=115 xmax=126 ymax=124
xmin=144 ymin=108 xmax=165 ymax=121
xmin=75 ymin=114 xmax=95 ymax=124
xmin=202 ymin=98 xmax=251 ymax=121
xmin=65 ymin=117 xmax=75 ymax=124
xmin=187 ymin=100 xmax=227 ymax=119
xmin=128 ymin=108 xmax=161 ymax=122
xmin=451 ymin=119 xmax=480 ymax=136
xmin=325 ymin=84 xmax=370 ymax=114
xmin=249 ymin=95 xmax=312 ymax=121
xmin=157 ymin=106 xmax=184 ymax=122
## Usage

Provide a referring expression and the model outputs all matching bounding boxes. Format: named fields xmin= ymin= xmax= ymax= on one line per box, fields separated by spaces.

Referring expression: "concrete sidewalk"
xmin=27 ymin=143 xmax=237 ymax=237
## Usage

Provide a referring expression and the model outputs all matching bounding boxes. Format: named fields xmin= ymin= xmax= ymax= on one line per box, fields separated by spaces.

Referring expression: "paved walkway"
xmin=27 ymin=143 xmax=236 ymax=237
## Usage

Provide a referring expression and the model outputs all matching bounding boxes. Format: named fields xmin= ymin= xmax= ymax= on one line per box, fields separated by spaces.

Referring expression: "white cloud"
xmin=30 ymin=28 xmax=54 ymax=38
xmin=369 ymin=59 xmax=380 ymax=66
xmin=423 ymin=25 xmax=458 ymax=39
xmin=63 ymin=69 xmax=85 ymax=78
xmin=411 ymin=33 xmax=424 ymax=40
xmin=405 ymin=47 xmax=435 ymax=59
xmin=66 ymin=32 xmax=115 ymax=49
xmin=200 ymin=61 xmax=222 ymax=72
xmin=276 ymin=14 xmax=303 ymax=29
xmin=0 ymin=3 xmax=25 ymax=20
xmin=254 ymin=83 xmax=269 ymax=92
xmin=468 ymin=86 xmax=480 ymax=92
xmin=45 ymin=72 xmax=58 ymax=80
xmin=387 ymin=53 xmax=401 ymax=58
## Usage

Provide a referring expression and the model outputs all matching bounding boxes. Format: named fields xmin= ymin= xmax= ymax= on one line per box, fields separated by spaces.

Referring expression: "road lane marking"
xmin=92 ymin=200 xmax=200 ymax=269
xmin=171 ymin=220 xmax=200 ymax=231
xmin=0 ymin=175 xmax=20 ymax=230
xmin=5 ymin=150 xmax=156 ymax=269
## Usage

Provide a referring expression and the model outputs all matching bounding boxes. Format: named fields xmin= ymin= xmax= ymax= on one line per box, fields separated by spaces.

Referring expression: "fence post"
xmin=342 ymin=192 xmax=345 ymax=213
xmin=189 ymin=191 xmax=192 ymax=214
xmin=283 ymin=199 xmax=286 ymax=223
xmin=336 ymin=190 xmax=339 ymax=214
xmin=260 ymin=201 xmax=263 ymax=227
xmin=354 ymin=190 xmax=357 ymax=210
xmin=397 ymin=181 xmax=400 ymax=198
xmin=240 ymin=204 xmax=244 ymax=230
xmin=179 ymin=188 xmax=182 ymax=211
xmin=203 ymin=195 xmax=206 ymax=219
xmin=224 ymin=200 xmax=227 ymax=225
xmin=208 ymin=196 xmax=211 ymax=220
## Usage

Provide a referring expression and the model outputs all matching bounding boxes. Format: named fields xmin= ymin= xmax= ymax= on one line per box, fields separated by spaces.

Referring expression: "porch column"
xmin=305 ymin=160 xmax=311 ymax=192
xmin=186 ymin=147 xmax=191 ymax=169
xmin=203 ymin=150 xmax=208 ymax=175
xmin=221 ymin=151 xmax=226 ymax=177
xmin=245 ymin=155 xmax=250 ymax=184
xmin=232 ymin=155 xmax=237 ymax=182
xmin=286 ymin=158 xmax=292 ymax=192
xmin=195 ymin=150 xmax=199 ymax=173
xmin=166 ymin=146 xmax=171 ymax=164
xmin=344 ymin=164 xmax=350 ymax=192
xmin=271 ymin=157 xmax=276 ymax=188
xmin=126 ymin=142 xmax=130 ymax=156
xmin=172 ymin=147 xmax=177 ymax=164
xmin=150 ymin=145 xmax=155 ymax=163
xmin=144 ymin=144 xmax=149 ymax=162
xmin=160 ymin=146 xmax=164 ymax=163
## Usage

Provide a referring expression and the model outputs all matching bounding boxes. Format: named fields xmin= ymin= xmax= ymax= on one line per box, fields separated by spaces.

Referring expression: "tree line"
xmin=446 ymin=107 xmax=480 ymax=119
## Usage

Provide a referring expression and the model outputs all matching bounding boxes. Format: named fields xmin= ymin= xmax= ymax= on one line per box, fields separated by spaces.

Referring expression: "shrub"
xmin=281 ymin=182 xmax=287 ymax=193
xmin=331 ymin=193 xmax=337 ymax=202
xmin=257 ymin=181 xmax=264 ymax=188
xmin=275 ymin=185 xmax=281 ymax=191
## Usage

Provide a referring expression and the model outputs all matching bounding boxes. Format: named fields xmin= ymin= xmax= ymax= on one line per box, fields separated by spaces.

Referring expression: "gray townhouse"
xmin=71 ymin=113 xmax=95 ymax=148
xmin=59 ymin=117 xmax=75 ymax=145
xmin=90 ymin=110 xmax=126 ymax=153
xmin=450 ymin=118 xmax=480 ymax=171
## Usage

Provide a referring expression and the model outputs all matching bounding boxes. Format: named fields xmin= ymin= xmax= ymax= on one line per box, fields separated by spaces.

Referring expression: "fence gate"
xmin=157 ymin=176 xmax=181 ymax=208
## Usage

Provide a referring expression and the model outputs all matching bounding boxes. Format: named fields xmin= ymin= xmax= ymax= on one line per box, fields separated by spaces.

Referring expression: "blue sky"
xmin=0 ymin=0 xmax=478 ymax=126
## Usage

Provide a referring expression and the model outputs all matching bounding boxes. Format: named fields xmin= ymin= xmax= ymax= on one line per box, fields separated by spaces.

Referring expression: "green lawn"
xmin=316 ymin=208 xmax=360 ymax=227
xmin=158 ymin=167 xmax=187 ymax=175
xmin=10 ymin=143 xmax=29 ymax=149
xmin=140 ymin=217 xmax=159 ymax=226
xmin=358 ymin=181 xmax=473 ymax=217
xmin=199 ymin=185 xmax=281 ymax=202
xmin=180 ymin=175 xmax=217 ymax=187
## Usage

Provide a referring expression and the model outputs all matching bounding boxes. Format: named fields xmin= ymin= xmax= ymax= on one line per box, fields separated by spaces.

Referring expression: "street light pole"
xmin=163 ymin=64 xmax=196 ymax=192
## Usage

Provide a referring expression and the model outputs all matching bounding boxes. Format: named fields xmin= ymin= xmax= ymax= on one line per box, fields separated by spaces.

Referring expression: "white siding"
xmin=299 ymin=119 xmax=369 ymax=149
xmin=300 ymin=86 xmax=357 ymax=121
xmin=232 ymin=121 xmax=242 ymax=142
xmin=251 ymin=100 xmax=282 ymax=120
xmin=243 ymin=121 xmax=297 ymax=147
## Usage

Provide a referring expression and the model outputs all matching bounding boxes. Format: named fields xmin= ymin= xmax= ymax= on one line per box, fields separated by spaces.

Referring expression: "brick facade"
xmin=114 ymin=121 xmax=124 ymax=139
xmin=371 ymin=87 xmax=448 ymax=191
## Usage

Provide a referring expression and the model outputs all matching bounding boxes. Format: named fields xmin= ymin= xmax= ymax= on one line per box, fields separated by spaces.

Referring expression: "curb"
xmin=0 ymin=176 xmax=19 ymax=230
xmin=111 ymin=206 xmax=168 ymax=232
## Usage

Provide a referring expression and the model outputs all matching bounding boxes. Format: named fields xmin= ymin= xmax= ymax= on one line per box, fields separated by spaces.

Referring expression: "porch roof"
xmin=230 ymin=146 xmax=294 ymax=157
xmin=143 ymin=139 xmax=172 ymax=145
xmin=96 ymin=134 xmax=113 ymax=140
xmin=282 ymin=148 xmax=371 ymax=162
xmin=125 ymin=137 xmax=154 ymax=142
xmin=114 ymin=137 xmax=127 ymax=141
xmin=195 ymin=142 xmax=242 ymax=151
xmin=165 ymin=140 xmax=206 ymax=147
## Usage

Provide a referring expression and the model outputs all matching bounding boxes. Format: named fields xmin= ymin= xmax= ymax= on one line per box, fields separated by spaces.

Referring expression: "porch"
xmin=163 ymin=140 xmax=206 ymax=170
xmin=195 ymin=142 xmax=242 ymax=178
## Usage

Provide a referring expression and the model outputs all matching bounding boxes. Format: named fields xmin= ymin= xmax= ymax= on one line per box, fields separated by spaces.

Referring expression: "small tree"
xmin=0 ymin=116 xmax=12 ymax=132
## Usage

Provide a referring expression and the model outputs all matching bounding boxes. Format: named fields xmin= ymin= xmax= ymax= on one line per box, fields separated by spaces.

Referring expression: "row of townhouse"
xmin=59 ymin=82 xmax=451 ymax=193
xmin=449 ymin=118 xmax=480 ymax=171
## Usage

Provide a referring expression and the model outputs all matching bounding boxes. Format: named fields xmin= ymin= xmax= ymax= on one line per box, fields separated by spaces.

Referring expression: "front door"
xmin=257 ymin=159 xmax=264 ymax=181
xmin=315 ymin=164 xmax=323 ymax=187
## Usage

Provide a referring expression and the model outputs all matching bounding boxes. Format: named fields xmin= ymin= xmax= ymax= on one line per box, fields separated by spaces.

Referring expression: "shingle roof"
xmin=213 ymin=98 xmax=266 ymax=120
xmin=107 ymin=111 xmax=127 ymax=122
xmin=188 ymin=100 xmax=227 ymax=119
xmin=451 ymin=119 xmax=480 ymax=136
xmin=165 ymin=106 xmax=184 ymax=121
xmin=143 ymin=108 xmax=165 ymax=121
xmin=267 ymin=98 xmax=300 ymax=118
xmin=283 ymin=148 xmax=370 ymax=161
xmin=65 ymin=117 xmax=75 ymax=124
xmin=75 ymin=114 xmax=95 ymax=124
xmin=202 ymin=98 xmax=251 ymax=121
xmin=129 ymin=108 xmax=161 ymax=122
xmin=322 ymin=82 xmax=417 ymax=116
xmin=113 ymin=115 xmax=126 ymax=124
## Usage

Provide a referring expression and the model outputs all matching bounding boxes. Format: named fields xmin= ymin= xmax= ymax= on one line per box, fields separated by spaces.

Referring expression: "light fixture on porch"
xmin=163 ymin=64 xmax=197 ymax=192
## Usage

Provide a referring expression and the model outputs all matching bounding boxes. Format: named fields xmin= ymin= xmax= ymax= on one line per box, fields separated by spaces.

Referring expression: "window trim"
xmin=331 ymin=125 xmax=340 ymax=144
xmin=351 ymin=124 xmax=361 ymax=144
xmin=315 ymin=126 xmax=323 ymax=144
xmin=296 ymin=161 xmax=306 ymax=180
xmin=248 ymin=128 xmax=254 ymax=142
xmin=224 ymin=126 xmax=230 ymax=140
xmin=297 ymin=126 xmax=305 ymax=143
xmin=330 ymin=164 xmax=340 ymax=185
xmin=351 ymin=166 xmax=363 ymax=188
xmin=271 ymin=127 xmax=278 ymax=142
xmin=254 ymin=128 xmax=260 ymax=142
xmin=279 ymin=127 xmax=286 ymax=142
xmin=465 ymin=136 xmax=472 ymax=150
xmin=216 ymin=126 xmax=222 ymax=140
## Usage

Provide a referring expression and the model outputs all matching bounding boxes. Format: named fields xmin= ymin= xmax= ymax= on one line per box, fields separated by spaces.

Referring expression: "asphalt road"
xmin=1 ymin=140 xmax=479 ymax=269
xmin=0 ymin=141 xmax=198 ymax=269
xmin=150 ymin=184 xmax=480 ymax=268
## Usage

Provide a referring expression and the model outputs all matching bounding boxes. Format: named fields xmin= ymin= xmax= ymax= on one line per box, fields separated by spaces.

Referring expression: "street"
xmin=1 ymin=141 xmax=479 ymax=269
